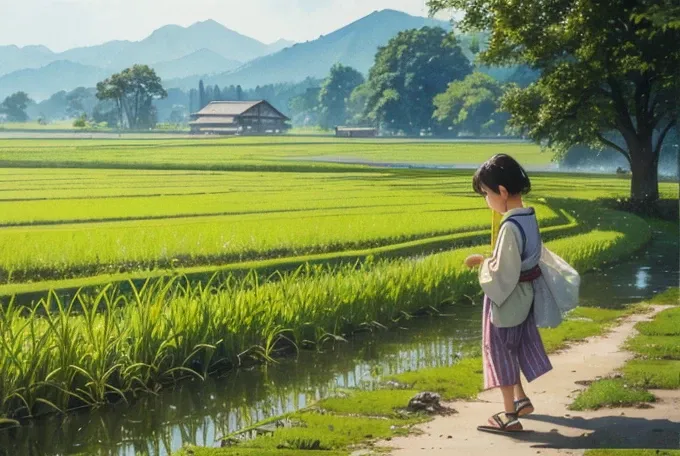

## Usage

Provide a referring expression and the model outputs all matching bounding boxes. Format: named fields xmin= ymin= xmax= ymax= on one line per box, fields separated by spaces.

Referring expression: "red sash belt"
xmin=519 ymin=265 xmax=542 ymax=282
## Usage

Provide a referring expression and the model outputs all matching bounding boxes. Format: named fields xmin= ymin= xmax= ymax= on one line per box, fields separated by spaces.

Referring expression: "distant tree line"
xmin=288 ymin=26 xmax=516 ymax=137
xmin=190 ymin=78 xmax=322 ymax=115
xmin=1 ymin=27 xmax=520 ymax=136
xmin=194 ymin=81 xmax=245 ymax=111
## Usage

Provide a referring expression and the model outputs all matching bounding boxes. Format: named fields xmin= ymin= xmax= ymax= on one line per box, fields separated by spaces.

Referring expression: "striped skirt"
xmin=482 ymin=295 xmax=552 ymax=389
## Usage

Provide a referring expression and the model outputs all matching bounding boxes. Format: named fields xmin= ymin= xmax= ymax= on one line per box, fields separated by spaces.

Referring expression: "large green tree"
xmin=429 ymin=0 xmax=680 ymax=202
xmin=364 ymin=27 xmax=472 ymax=134
xmin=318 ymin=64 xmax=365 ymax=129
xmin=96 ymin=65 xmax=167 ymax=129
xmin=433 ymin=72 xmax=508 ymax=136
xmin=1 ymin=92 xmax=33 ymax=122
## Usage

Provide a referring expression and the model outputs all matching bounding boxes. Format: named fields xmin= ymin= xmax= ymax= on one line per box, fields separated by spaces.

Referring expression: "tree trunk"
xmin=629 ymin=136 xmax=659 ymax=202
xmin=121 ymin=97 xmax=132 ymax=130
xmin=116 ymin=98 xmax=124 ymax=129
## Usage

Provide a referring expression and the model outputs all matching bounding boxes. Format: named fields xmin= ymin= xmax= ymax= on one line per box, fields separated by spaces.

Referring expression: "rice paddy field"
xmin=0 ymin=136 xmax=677 ymax=423
xmin=1 ymin=137 xmax=676 ymax=291
xmin=0 ymin=137 xmax=551 ymax=170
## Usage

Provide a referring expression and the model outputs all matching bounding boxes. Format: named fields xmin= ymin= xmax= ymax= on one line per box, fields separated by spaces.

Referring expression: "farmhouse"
xmin=189 ymin=100 xmax=290 ymax=135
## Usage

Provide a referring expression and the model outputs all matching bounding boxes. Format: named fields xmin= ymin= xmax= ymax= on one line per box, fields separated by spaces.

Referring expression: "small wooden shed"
xmin=335 ymin=126 xmax=378 ymax=138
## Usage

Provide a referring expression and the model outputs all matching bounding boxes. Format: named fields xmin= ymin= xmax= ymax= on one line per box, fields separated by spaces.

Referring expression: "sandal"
xmin=477 ymin=411 xmax=524 ymax=434
xmin=514 ymin=398 xmax=534 ymax=417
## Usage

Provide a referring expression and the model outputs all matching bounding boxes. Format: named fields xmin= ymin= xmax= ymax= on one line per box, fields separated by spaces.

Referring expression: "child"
xmin=465 ymin=154 xmax=553 ymax=433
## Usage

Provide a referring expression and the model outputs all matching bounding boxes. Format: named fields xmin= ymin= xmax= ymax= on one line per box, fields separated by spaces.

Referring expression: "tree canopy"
xmin=433 ymin=72 xmax=508 ymax=136
xmin=318 ymin=64 xmax=365 ymax=129
xmin=429 ymin=0 xmax=680 ymax=202
xmin=1 ymin=92 xmax=33 ymax=122
xmin=97 ymin=65 xmax=167 ymax=129
xmin=363 ymin=26 xmax=472 ymax=134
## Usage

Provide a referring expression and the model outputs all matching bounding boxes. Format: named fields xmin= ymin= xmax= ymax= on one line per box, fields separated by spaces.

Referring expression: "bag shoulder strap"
xmin=501 ymin=217 xmax=526 ymax=260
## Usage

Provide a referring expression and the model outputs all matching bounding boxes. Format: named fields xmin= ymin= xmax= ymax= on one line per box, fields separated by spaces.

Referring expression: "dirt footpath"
xmin=384 ymin=306 xmax=680 ymax=456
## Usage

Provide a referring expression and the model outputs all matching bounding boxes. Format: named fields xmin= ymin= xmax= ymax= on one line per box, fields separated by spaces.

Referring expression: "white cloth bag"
xmin=533 ymin=246 xmax=581 ymax=328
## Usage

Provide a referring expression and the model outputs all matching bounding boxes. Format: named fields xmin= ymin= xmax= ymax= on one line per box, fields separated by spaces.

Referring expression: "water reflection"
xmin=635 ymin=268 xmax=651 ymax=290
xmin=579 ymin=228 xmax=679 ymax=308
xmin=0 ymin=307 xmax=482 ymax=456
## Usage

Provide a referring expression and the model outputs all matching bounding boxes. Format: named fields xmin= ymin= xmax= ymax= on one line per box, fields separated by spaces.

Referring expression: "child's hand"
xmin=464 ymin=254 xmax=485 ymax=269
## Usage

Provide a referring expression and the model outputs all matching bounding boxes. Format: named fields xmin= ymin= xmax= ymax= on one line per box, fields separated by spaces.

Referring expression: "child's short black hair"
xmin=472 ymin=154 xmax=531 ymax=196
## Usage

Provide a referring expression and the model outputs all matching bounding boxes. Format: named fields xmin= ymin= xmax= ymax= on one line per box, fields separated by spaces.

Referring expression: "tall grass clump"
xmin=0 ymin=250 xmax=479 ymax=421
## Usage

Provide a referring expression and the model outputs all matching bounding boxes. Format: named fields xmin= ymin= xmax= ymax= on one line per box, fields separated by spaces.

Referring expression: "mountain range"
xmin=168 ymin=10 xmax=450 ymax=90
xmin=0 ymin=9 xmax=450 ymax=101
xmin=0 ymin=61 xmax=109 ymax=102
xmin=0 ymin=20 xmax=290 ymax=75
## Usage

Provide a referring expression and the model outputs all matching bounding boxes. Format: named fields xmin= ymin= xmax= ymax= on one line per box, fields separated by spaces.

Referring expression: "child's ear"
xmin=498 ymin=185 xmax=509 ymax=199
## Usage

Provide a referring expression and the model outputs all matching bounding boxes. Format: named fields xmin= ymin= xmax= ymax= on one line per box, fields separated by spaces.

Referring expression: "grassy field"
xmin=0 ymin=136 xmax=677 ymax=423
xmin=0 ymin=137 xmax=552 ymax=169
xmin=0 ymin=168 xmax=669 ymax=290
xmin=0 ymin=168 xmax=571 ymax=284
xmin=0 ymin=121 xmax=78 ymax=131
xmin=0 ymin=137 xmax=676 ymax=292
xmin=0 ymin=121 xmax=189 ymax=132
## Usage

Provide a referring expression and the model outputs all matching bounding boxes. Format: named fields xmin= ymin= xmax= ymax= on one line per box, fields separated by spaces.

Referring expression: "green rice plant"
xmin=71 ymin=287 xmax=128 ymax=406
xmin=0 ymin=205 xmax=524 ymax=281
xmin=0 ymin=301 xmax=62 ymax=417
xmin=39 ymin=290 xmax=86 ymax=412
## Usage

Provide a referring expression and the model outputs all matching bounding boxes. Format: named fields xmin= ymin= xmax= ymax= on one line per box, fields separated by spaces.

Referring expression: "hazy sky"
xmin=0 ymin=0 xmax=453 ymax=52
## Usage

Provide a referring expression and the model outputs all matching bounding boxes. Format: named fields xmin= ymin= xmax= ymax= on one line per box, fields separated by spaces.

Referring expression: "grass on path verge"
xmin=571 ymin=288 xmax=680 ymax=409
xmin=569 ymin=379 xmax=655 ymax=410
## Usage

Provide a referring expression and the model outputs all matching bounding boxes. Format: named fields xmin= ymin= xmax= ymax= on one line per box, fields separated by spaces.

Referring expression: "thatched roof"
xmin=195 ymin=101 xmax=260 ymax=116
xmin=193 ymin=101 xmax=289 ymax=120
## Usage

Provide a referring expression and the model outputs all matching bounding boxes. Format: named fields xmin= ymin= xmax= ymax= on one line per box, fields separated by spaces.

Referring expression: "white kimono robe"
xmin=479 ymin=214 xmax=535 ymax=328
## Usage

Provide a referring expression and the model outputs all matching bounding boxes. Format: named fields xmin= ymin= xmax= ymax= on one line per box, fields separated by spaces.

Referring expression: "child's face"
xmin=480 ymin=184 xmax=508 ymax=213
